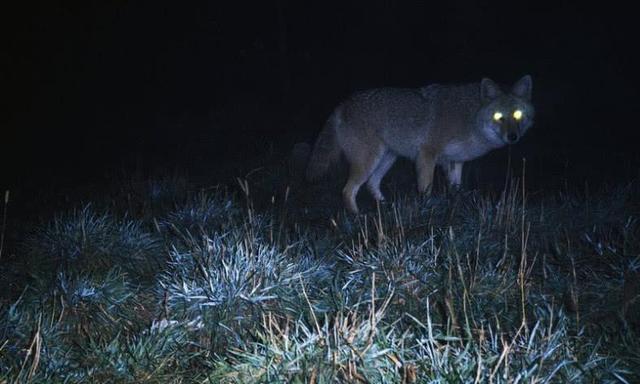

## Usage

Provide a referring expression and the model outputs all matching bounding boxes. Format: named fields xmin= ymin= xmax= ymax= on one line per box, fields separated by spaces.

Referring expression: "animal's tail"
xmin=306 ymin=111 xmax=341 ymax=182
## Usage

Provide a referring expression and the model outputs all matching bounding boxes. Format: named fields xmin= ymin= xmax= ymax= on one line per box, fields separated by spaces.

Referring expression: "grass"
xmin=1 ymin=162 xmax=639 ymax=383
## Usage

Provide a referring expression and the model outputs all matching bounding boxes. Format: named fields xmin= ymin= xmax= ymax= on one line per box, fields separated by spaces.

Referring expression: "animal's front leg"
xmin=416 ymin=146 xmax=437 ymax=194
xmin=446 ymin=161 xmax=463 ymax=188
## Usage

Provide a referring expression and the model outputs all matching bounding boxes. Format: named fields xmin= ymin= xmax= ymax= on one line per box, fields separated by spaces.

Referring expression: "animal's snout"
xmin=506 ymin=132 xmax=519 ymax=143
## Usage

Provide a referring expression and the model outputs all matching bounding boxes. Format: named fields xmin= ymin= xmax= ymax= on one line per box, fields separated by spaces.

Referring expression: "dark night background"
xmin=2 ymin=1 xmax=638 ymax=198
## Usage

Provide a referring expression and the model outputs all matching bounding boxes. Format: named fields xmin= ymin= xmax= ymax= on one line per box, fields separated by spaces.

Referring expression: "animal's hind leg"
xmin=366 ymin=152 xmax=396 ymax=201
xmin=343 ymin=146 xmax=385 ymax=214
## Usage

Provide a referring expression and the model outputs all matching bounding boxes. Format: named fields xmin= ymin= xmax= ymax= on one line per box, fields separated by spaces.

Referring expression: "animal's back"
xmin=335 ymin=84 xmax=480 ymax=159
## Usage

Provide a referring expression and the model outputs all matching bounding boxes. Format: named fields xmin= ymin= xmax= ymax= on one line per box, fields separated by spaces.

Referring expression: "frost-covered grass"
xmin=1 ymin=175 xmax=639 ymax=383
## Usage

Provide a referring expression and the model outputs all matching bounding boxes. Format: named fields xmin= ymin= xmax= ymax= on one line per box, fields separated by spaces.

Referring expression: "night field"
xmin=1 ymin=1 xmax=639 ymax=382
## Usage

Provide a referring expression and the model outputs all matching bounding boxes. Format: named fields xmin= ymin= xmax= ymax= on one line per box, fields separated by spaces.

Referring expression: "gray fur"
xmin=306 ymin=111 xmax=342 ymax=181
xmin=307 ymin=75 xmax=535 ymax=213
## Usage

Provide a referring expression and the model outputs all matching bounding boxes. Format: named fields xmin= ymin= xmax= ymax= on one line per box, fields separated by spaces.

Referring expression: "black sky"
xmin=2 ymin=1 xmax=637 ymax=190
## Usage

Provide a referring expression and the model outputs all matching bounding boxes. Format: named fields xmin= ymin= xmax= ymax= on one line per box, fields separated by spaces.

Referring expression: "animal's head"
xmin=477 ymin=75 xmax=534 ymax=146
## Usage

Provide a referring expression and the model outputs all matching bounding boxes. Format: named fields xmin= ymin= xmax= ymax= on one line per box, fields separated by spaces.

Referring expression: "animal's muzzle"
xmin=506 ymin=132 xmax=519 ymax=143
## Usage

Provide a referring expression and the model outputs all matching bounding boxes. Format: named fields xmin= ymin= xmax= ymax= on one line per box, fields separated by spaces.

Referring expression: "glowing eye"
xmin=513 ymin=110 xmax=523 ymax=120
xmin=493 ymin=112 xmax=503 ymax=122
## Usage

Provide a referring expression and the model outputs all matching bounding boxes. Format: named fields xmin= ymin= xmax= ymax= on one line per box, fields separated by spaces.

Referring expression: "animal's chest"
xmin=439 ymin=139 xmax=490 ymax=163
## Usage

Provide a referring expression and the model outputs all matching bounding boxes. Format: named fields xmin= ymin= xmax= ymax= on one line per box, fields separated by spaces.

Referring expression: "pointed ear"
xmin=480 ymin=78 xmax=502 ymax=102
xmin=512 ymin=75 xmax=532 ymax=100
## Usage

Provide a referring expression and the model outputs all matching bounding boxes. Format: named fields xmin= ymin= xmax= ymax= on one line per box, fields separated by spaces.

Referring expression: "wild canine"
xmin=306 ymin=75 xmax=534 ymax=213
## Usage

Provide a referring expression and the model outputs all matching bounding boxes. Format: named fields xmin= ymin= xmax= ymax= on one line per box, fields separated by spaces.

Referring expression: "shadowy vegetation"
xmin=1 ymin=161 xmax=639 ymax=383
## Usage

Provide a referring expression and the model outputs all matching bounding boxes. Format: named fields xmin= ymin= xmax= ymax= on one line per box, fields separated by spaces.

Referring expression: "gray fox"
xmin=306 ymin=75 xmax=534 ymax=213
